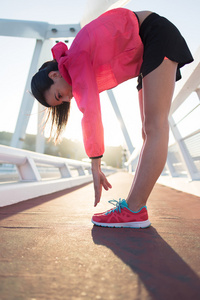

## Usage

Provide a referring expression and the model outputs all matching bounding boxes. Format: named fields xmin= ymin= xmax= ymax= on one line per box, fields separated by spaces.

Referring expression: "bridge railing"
xmin=0 ymin=145 xmax=116 ymax=207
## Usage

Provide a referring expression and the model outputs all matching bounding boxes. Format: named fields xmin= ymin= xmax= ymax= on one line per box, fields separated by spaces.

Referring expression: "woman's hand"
xmin=91 ymin=158 xmax=112 ymax=207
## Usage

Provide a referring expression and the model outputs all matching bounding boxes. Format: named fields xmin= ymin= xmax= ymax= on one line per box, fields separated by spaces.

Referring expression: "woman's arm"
xmin=69 ymin=51 xmax=105 ymax=158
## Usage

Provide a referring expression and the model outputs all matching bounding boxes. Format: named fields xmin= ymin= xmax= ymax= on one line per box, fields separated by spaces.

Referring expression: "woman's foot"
xmin=92 ymin=199 xmax=151 ymax=228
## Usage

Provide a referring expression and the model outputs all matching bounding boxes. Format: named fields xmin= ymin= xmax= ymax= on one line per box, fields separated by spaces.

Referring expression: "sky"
xmin=0 ymin=0 xmax=199 ymax=149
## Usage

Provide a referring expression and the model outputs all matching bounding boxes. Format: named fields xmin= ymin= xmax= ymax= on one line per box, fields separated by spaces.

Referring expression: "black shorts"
xmin=136 ymin=13 xmax=194 ymax=91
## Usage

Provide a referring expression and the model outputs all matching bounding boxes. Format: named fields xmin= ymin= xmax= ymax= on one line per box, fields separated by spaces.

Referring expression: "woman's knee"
xmin=141 ymin=125 xmax=146 ymax=141
xmin=143 ymin=117 xmax=169 ymax=137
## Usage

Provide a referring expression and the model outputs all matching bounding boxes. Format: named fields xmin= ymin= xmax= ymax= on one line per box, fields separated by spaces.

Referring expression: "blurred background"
xmin=0 ymin=0 xmax=199 ymax=168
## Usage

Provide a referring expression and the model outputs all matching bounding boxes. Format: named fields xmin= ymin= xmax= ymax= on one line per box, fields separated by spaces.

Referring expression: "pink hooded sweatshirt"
xmin=51 ymin=8 xmax=143 ymax=158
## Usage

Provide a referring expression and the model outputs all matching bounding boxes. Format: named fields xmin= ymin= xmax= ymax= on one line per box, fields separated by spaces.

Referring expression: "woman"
xmin=31 ymin=8 xmax=193 ymax=228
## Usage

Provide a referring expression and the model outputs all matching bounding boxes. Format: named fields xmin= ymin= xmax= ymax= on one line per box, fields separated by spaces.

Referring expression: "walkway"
xmin=0 ymin=172 xmax=200 ymax=300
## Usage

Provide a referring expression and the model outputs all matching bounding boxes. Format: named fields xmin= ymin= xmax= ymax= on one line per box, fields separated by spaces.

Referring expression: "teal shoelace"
xmin=105 ymin=198 xmax=127 ymax=215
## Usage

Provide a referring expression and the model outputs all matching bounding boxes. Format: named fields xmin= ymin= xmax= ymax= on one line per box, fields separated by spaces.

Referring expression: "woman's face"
xmin=44 ymin=71 xmax=73 ymax=106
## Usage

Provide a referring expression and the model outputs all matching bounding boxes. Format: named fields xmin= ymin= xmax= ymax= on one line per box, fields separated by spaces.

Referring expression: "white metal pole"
xmin=106 ymin=89 xmax=134 ymax=155
xmin=11 ymin=39 xmax=43 ymax=148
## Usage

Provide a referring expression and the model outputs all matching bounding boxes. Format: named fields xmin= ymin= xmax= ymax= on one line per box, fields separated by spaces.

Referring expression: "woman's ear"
xmin=48 ymin=71 xmax=61 ymax=80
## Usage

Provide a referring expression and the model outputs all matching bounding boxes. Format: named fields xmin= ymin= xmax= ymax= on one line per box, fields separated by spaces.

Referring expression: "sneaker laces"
xmin=105 ymin=198 xmax=127 ymax=215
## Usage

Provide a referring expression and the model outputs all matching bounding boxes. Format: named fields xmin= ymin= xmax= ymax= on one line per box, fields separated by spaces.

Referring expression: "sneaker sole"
xmin=91 ymin=219 xmax=151 ymax=228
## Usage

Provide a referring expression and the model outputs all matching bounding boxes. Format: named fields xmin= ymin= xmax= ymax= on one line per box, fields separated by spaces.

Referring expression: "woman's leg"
xmin=126 ymin=59 xmax=178 ymax=211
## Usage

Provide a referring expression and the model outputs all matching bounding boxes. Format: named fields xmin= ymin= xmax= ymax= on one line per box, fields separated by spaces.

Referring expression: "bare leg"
xmin=126 ymin=59 xmax=178 ymax=211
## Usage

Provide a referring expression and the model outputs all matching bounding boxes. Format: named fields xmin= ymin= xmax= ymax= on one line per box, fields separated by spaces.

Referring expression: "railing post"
xmin=59 ymin=163 xmax=72 ymax=178
xmin=77 ymin=166 xmax=86 ymax=176
xmin=17 ymin=157 xmax=41 ymax=181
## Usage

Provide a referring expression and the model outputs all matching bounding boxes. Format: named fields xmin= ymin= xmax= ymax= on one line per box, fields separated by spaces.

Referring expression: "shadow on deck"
xmin=0 ymin=172 xmax=200 ymax=300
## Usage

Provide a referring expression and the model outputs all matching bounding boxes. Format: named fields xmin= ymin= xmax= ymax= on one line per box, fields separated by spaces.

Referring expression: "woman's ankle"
xmin=126 ymin=199 xmax=147 ymax=212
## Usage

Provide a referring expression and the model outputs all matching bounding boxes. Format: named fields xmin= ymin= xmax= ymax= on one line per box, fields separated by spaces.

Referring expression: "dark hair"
xmin=31 ymin=60 xmax=71 ymax=144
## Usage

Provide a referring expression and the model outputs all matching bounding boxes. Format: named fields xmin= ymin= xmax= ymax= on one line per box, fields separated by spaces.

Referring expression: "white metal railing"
xmin=0 ymin=145 xmax=115 ymax=207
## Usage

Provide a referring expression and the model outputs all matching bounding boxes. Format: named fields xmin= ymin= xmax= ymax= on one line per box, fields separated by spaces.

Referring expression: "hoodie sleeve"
xmin=68 ymin=51 xmax=105 ymax=158
xmin=52 ymin=42 xmax=104 ymax=158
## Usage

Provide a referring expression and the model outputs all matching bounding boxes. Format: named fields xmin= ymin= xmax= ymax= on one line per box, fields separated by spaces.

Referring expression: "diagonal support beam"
xmin=11 ymin=39 xmax=43 ymax=148
xmin=106 ymin=89 xmax=134 ymax=154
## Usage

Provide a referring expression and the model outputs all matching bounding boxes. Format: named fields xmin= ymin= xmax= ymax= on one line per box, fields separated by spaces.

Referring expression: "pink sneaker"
xmin=92 ymin=199 xmax=151 ymax=228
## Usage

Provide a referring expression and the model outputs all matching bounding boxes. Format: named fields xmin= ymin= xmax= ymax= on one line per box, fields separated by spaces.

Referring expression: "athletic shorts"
xmin=136 ymin=13 xmax=194 ymax=91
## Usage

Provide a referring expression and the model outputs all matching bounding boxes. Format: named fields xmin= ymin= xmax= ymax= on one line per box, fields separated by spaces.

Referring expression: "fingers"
xmin=94 ymin=185 xmax=102 ymax=207
xmin=102 ymin=177 xmax=112 ymax=191
xmin=100 ymin=172 xmax=112 ymax=191
xmin=92 ymin=170 xmax=112 ymax=207
xmin=92 ymin=171 xmax=101 ymax=207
